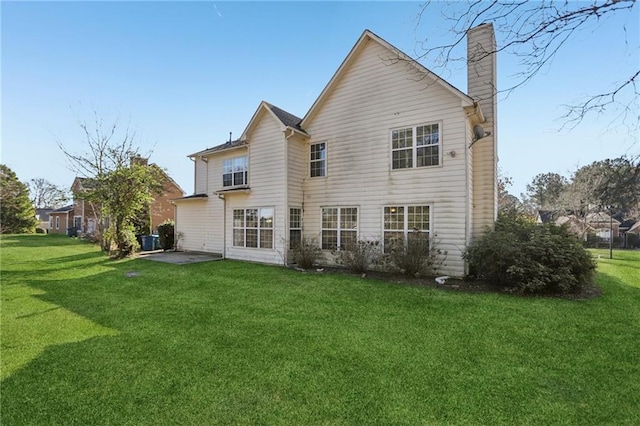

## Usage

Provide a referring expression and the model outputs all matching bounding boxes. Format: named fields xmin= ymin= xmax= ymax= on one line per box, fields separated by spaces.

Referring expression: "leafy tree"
xmin=525 ymin=172 xmax=569 ymax=210
xmin=0 ymin=165 xmax=38 ymax=234
xmin=28 ymin=178 xmax=69 ymax=208
xmin=95 ymin=163 xmax=164 ymax=256
xmin=562 ymin=157 xmax=640 ymax=215
xmin=498 ymin=170 xmax=523 ymax=214
xmin=59 ymin=113 xmax=163 ymax=257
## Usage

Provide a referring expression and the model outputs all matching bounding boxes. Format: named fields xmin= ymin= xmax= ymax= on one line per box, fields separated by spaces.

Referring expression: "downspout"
xmin=217 ymin=193 xmax=226 ymax=259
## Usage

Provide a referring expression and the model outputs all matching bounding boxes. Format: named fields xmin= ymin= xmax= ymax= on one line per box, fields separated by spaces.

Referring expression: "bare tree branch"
xmin=411 ymin=0 xmax=638 ymax=129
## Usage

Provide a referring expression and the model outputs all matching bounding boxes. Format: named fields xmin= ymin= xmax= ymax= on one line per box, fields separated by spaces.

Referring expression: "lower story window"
xmin=55 ymin=217 xmax=60 ymax=230
xmin=233 ymin=208 xmax=274 ymax=249
xmin=383 ymin=205 xmax=430 ymax=253
xmin=289 ymin=208 xmax=302 ymax=249
xmin=321 ymin=207 xmax=358 ymax=250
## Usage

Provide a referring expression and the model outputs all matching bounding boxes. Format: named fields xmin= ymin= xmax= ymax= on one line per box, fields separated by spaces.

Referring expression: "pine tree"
xmin=1 ymin=164 xmax=38 ymax=234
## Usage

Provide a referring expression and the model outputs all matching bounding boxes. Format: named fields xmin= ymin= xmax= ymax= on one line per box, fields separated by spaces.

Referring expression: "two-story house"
xmin=174 ymin=25 xmax=498 ymax=277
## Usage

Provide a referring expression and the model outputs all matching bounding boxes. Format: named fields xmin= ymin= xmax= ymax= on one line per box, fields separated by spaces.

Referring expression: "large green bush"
xmin=465 ymin=212 xmax=596 ymax=294
xmin=157 ymin=220 xmax=175 ymax=251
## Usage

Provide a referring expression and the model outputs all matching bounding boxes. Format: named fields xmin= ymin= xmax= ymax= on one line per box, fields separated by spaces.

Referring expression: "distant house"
xmin=60 ymin=163 xmax=185 ymax=237
xmin=48 ymin=205 xmax=74 ymax=235
xmin=35 ymin=207 xmax=54 ymax=231
xmin=174 ymin=25 xmax=499 ymax=277
xmin=585 ymin=212 xmax=621 ymax=242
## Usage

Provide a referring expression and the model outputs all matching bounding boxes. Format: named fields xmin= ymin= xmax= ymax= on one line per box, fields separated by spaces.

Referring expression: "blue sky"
xmin=2 ymin=1 xmax=638 ymax=198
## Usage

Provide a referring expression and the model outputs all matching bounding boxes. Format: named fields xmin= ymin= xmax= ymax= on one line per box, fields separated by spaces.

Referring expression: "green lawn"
xmin=2 ymin=235 xmax=639 ymax=425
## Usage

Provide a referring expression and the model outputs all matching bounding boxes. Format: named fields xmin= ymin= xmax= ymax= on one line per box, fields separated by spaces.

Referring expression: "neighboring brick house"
xmin=48 ymin=205 xmax=74 ymax=235
xmin=175 ymin=25 xmax=498 ymax=277
xmin=67 ymin=164 xmax=185 ymax=236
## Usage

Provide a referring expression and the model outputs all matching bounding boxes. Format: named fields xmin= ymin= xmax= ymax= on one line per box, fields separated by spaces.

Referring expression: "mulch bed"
xmin=297 ymin=266 xmax=602 ymax=300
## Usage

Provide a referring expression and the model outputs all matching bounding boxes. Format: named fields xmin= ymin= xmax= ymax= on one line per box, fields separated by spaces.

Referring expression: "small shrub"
xmin=387 ymin=231 xmax=445 ymax=277
xmin=157 ymin=220 xmax=175 ymax=251
xmin=465 ymin=213 xmax=596 ymax=294
xmin=334 ymin=238 xmax=382 ymax=273
xmin=35 ymin=227 xmax=46 ymax=234
xmin=291 ymin=235 xmax=322 ymax=270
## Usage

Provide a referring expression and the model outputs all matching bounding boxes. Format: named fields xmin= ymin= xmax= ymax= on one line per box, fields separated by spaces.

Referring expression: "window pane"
xmin=340 ymin=230 xmax=357 ymax=250
xmin=290 ymin=208 xmax=301 ymax=229
xmin=384 ymin=206 xmax=404 ymax=230
xmin=233 ymin=210 xmax=244 ymax=228
xmin=246 ymin=229 xmax=258 ymax=248
xmin=245 ymin=209 xmax=258 ymax=228
xmin=392 ymin=149 xmax=412 ymax=169
xmin=417 ymin=124 xmax=439 ymax=146
xmin=322 ymin=230 xmax=337 ymax=250
xmin=417 ymin=145 xmax=439 ymax=167
xmin=310 ymin=161 xmax=325 ymax=177
xmin=383 ymin=231 xmax=403 ymax=254
xmin=408 ymin=206 xmax=430 ymax=231
xmin=311 ymin=143 xmax=325 ymax=161
xmin=233 ymin=171 xmax=245 ymax=185
xmin=223 ymin=159 xmax=233 ymax=174
xmin=289 ymin=230 xmax=301 ymax=249
xmin=233 ymin=229 xmax=244 ymax=247
xmin=234 ymin=157 xmax=246 ymax=171
xmin=322 ymin=208 xmax=338 ymax=229
xmin=260 ymin=208 xmax=274 ymax=228
xmin=260 ymin=229 xmax=273 ymax=249
xmin=341 ymin=208 xmax=358 ymax=229
xmin=223 ymin=174 xmax=232 ymax=187
xmin=392 ymin=128 xmax=413 ymax=149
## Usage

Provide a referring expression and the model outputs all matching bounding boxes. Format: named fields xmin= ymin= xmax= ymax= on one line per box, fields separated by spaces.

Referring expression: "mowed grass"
xmin=1 ymin=235 xmax=639 ymax=425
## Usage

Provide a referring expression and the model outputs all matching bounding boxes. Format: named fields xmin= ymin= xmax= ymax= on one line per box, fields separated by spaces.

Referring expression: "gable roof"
xmin=300 ymin=29 xmax=475 ymax=127
xmin=240 ymin=101 xmax=308 ymax=141
xmin=189 ymin=138 xmax=247 ymax=158
xmin=50 ymin=204 xmax=74 ymax=214
xmin=266 ymin=102 xmax=303 ymax=130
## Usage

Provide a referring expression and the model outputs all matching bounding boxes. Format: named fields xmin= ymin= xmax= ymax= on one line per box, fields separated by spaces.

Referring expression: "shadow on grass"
xmin=0 ymin=233 xmax=94 ymax=248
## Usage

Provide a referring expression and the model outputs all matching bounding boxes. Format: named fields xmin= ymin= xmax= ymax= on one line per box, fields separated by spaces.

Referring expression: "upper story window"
xmin=391 ymin=123 xmax=440 ymax=169
xmin=223 ymin=156 xmax=248 ymax=187
xmin=310 ymin=142 xmax=326 ymax=178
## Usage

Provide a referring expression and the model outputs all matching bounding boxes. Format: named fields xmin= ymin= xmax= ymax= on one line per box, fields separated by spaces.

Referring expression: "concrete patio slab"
xmin=138 ymin=251 xmax=223 ymax=265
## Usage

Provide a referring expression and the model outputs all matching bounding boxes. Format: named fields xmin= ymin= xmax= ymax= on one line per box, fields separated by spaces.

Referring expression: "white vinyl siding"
xmin=302 ymin=39 xmax=469 ymax=275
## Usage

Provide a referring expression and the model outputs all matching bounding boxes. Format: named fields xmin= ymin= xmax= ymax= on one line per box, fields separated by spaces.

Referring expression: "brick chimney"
xmin=467 ymin=23 xmax=498 ymax=237
xmin=130 ymin=155 xmax=149 ymax=167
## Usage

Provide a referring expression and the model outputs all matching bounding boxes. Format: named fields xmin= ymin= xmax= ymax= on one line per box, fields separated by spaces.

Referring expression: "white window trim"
xmin=321 ymin=206 xmax=359 ymax=250
xmin=390 ymin=122 xmax=442 ymax=170
xmin=232 ymin=207 xmax=275 ymax=250
xmin=55 ymin=216 xmax=60 ymax=230
xmin=309 ymin=141 xmax=327 ymax=178
xmin=73 ymin=215 xmax=83 ymax=231
xmin=382 ymin=204 xmax=433 ymax=252
xmin=223 ymin=156 xmax=249 ymax=188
